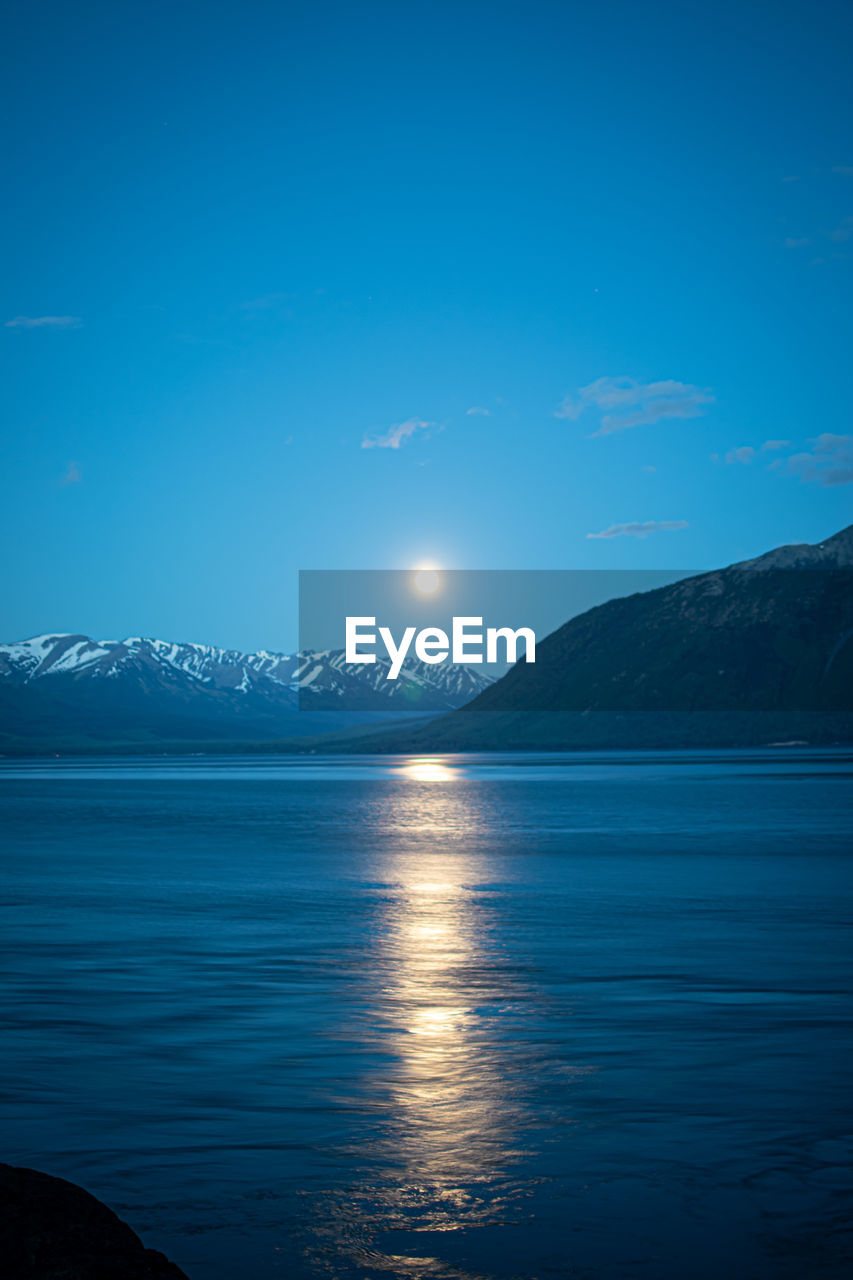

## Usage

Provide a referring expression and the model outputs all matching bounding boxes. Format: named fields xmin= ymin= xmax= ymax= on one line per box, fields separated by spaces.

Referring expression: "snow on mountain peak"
xmin=0 ymin=631 xmax=494 ymax=711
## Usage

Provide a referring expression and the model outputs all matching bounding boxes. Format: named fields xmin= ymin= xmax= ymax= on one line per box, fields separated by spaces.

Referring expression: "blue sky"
xmin=2 ymin=0 xmax=851 ymax=651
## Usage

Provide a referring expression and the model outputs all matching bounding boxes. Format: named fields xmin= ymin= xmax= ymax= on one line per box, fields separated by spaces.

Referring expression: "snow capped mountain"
xmin=0 ymin=633 xmax=494 ymax=746
xmin=0 ymin=634 xmax=302 ymax=693
xmin=288 ymin=647 xmax=492 ymax=708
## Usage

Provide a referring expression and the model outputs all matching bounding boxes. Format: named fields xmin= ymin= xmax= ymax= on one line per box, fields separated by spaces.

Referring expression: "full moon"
xmin=414 ymin=567 xmax=440 ymax=595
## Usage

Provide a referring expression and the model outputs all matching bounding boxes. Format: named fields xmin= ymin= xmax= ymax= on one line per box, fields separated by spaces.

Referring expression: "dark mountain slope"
xmin=333 ymin=525 xmax=853 ymax=752
xmin=468 ymin=531 xmax=853 ymax=715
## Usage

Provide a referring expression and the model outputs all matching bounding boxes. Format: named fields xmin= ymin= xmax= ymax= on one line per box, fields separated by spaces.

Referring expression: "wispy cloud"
xmin=556 ymin=376 xmax=714 ymax=435
xmin=779 ymin=197 xmax=853 ymax=258
xmin=833 ymin=165 xmax=853 ymax=177
xmin=829 ymin=215 xmax=853 ymax=243
xmin=466 ymin=406 xmax=490 ymax=416
xmin=6 ymin=315 xmax=81 ymax=329
xmin=586 ymin=520 xmax=689 ymax=540
xmin=725 ymin=446 xmax=755 ymax=465
xmin=361 ymin=418 xmax=434 ymax=450
xmin=774 ymin=433 xmax=853 ymax=487
xmin=715 ymin=439 xmax=791 ymax=465
xmin=61 ymin=461 xmax=81 ymax=486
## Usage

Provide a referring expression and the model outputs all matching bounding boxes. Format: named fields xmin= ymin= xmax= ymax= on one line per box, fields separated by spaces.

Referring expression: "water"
xmin=1 ymin=750 xmax=852 ymax=1279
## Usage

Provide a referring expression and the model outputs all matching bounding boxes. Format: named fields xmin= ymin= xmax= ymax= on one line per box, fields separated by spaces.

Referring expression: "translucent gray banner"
xmin=296 ymin=566 xmax=853 ymax=716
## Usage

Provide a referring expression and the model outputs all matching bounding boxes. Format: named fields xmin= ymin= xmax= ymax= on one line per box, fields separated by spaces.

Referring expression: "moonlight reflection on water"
xmin=2 ymin=752 xmax=852 ymax=1280
xmin=313 ymin=769 xmax=552 ymax=1276
xmin=393 ymin=759 xmax=460 ymax=784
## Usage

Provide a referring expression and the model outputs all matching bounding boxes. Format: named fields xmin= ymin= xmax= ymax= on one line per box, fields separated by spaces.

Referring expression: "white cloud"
xmin=6 ymin=315 xmax=82 ymax=329
xmin=641 ymin=464 xmax=657 ymax=473
xmin=556 ymin=376 xmax=714 ymax=435
xmin=725 ymin=446 xmax=755 ymax=465
xmin=776 ymin=433 xmax=853 ymax=487
xmin=361 ymin=418 xmax=434 ymax=450
xmin=761 ymin=438 xmax=790 ymax=451
xmin=586 ymin=520 xmax=689 ymax=540
xmin=832 ymin=166 xmax=853 ymax=176
xmin=466 ymin=406 xmax=490 ymax=416
xmin=61 ymin=461 xmax=81 ymax=485
xmin=784 ymin=236 xmax=811 ymax=248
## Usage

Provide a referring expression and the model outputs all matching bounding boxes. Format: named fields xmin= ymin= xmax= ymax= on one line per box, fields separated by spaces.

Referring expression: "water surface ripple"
xmin=1 ymin=750 xmax=851 ymax=1278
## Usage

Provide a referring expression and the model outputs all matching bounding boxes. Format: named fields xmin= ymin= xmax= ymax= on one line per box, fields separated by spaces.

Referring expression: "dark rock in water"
xmin=0 ymin=1163 xmax=189 ymax=1279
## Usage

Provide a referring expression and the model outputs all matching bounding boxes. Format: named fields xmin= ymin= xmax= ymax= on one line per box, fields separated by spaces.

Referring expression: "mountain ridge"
xmin=2 ymin=526 xmax=851 ymax=753
xmin=323 ymin=524 xmax=853 ymax=752
xmin=0 ymin=632 xmax=492 ymax=748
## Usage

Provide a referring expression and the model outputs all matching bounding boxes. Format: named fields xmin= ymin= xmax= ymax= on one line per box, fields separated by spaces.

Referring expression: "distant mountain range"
xmin=2 ymin=526 xmax=851 ymax=754
xmin=0 ymin=634 xmax=492 ymax=750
